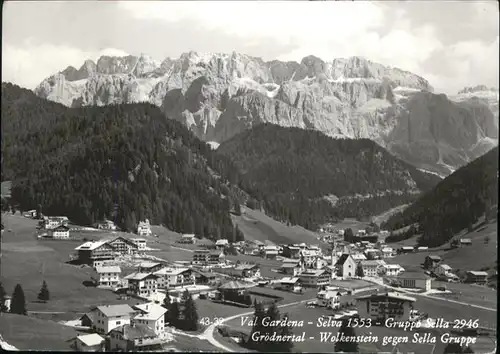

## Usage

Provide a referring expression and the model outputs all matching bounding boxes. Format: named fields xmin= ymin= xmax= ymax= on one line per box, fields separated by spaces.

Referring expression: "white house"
xmin=215 ymin=239 xmax=229 ymax=249
xmin=74 ymin=333 xmax=105 ymax=352
xmin=381 ymin=247 xmax=394 ymax=258
xmin=48 ymin=225 xmax=70 ymax=239
xmin=109 ymin=323 xmax=162 ymax=352
xmin=397 ymin=273 xmax=432 ymax=292
xmin=360 ymin=260 xmax=386 ymax=277
xmin=124 ymin=273 xmax=159 ymax=298
xmin=435 ymin=264 xmax=453 ymax=277
xmin=94 ymin=266 xmax=122 ymax=288
xmin=137 ymin=220 xmax=152 ymax=237
xmin=351 ymin=253 xmax=367 ymax=261
xmin=180 ymin=234 xmax=196 ymax=244
xmin=92 ymin=304 xmax=137 ymax=334
xmin=154 ymin=267 xmax=194 ymax=288
xmin=382 ymin=264 xmax=404 ymax=276
xmin=132 ymin=238 xmax=147 ymax=251
xmin=44 ymin=216 xmax=69 ymax=229
xmin=132 ymin=303 xmax=167 ymax=334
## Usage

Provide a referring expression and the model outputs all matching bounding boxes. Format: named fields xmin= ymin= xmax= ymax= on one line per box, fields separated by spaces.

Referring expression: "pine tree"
xmin=247 ymin=301 xmax=266 ymax=350
xmin=334 ymin=319 xmax=358 ymax=353
xmin=463 ymin=346 xmax=474 ymax=354
xmin=162 ymin=292 xmax=171 ymax=309
xmin=355 ymin=262 xmax=364 ymax=278
xmin=166 ymin=301 xmax=180 ymax=328
xmin=276 ymin=313 xmax=294 ymax=353
xmin=181 ymin=290 xmax=199 ymax=331
xmin=0 ymin=282 xmax=8 ymax=312
xmin=262 ymin=302 xmax=281 ymax=352
xmin=11 ymin=284 xmax=27 ymax=315
xmin=37 ymin=281 xmax=50 ymax=302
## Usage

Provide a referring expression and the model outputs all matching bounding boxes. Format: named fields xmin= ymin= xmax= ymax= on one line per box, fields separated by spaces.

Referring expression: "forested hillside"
xmin=382 ymin=147 xmax=498 ymax=247
xmin=218 ymin=124 xmax=441 ymax=229
xmin=1 ymin=83 xmax=243 ymax=241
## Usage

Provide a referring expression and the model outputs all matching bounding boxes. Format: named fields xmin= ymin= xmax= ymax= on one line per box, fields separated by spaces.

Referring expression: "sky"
xmin=2 ymin=1 xmax=499 ymax=94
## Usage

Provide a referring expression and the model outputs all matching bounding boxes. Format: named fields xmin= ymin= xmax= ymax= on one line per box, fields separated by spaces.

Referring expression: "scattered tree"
xmin=0 ymin=282 xmax=8 ymax=312
xmin=162 ymin=292 xmax=171 ymax=309
xmin=165 ymin=300 xmax=180 ymax=328
xmin=11 ymin=284 xmax=27 ymax=315
xmin=37 ymin=281 xmax=50 ymax=302
xmin=181 ymin=289 xmax=199 ymax=331
xmin=355 ymin=262 xmax=365 ymax=278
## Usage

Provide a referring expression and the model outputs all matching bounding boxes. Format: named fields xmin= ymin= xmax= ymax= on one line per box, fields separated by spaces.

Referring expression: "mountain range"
xmin=34 ymin=52 xmax=499 ymax=177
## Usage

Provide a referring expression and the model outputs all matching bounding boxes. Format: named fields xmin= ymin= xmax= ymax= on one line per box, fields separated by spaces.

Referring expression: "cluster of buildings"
xmin=423 ymin=254 xmax=488 ymax=284
xmin=37 ymin=216 xmax=71 ymax=239
xmin=76 ymin=302 xmax=170 ymax=351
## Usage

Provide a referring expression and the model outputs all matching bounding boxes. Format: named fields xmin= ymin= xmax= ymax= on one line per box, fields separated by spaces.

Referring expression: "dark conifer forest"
xmin=2 ymin=83 xmax=243 ymax=241
xmin=217 ymin=123 xmax=441 ymax=229
xmin=382 ymin=146 xmax=498 ymax=246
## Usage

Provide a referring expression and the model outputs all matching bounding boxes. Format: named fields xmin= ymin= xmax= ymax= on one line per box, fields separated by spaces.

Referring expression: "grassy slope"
xmin=0 ymin=313 xmax=78 ymax=350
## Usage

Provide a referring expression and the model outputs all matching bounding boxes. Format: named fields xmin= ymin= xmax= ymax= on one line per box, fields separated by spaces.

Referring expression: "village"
xmin=0 ymin=209 xmax=497 ymax=353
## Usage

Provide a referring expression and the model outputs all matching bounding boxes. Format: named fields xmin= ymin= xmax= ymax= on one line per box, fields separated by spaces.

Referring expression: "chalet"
xmin=360 ymin=260 xmax=386 ymax=277
xmin=396 ymin=272 xmax=432 ymax=292
xmin=301 ymin=249 xmax=320 ymax=267
xmin=298 ymin=269 xmax=331 ymax=288
xmin=262 ymin=245 xmax=279 ymax=259
xmin=92 ymin=304 xmax=137 ymax=334
xmin=465 ymin=271 xmax=488 ymax=284
xmin=48 ymin=225 xmax=70 ymax=239
xmin=124 ymin=273 xmax=159 ymax=298
xmin=154 ymin=267 xmax=194 ymax=288
xmin=109 ymin=323 xmax=162 ymax=352
xmin=138 ymin=262 xmax=164 ymax=274
xmin=137 ymin=219 xmax=152 ymax=237
xmin=459 ymin=238 xmax=472 ymax=246
xmin=435 ymin=264 xmax=453 ymax=277
xmin=106 ymin=237 xmax=139 ymax=255
xmin=93 ymin=266 xmax=121 ymax=288
xmin=281 ymin=262 xmax=303 ymax=276
xmin=193 ymin=271 xmax=220 ymax=286
xmin=74 ymin=241 xmax=117 ymax=267
xmin=233 ymin=263 xmax=260 ymax=278
xmin=43 ymin=216 xmax=69 ymax=229
xmin=94 ymin=220 xmax=117 ymax=231
xmin=215 ymin=239 xmax=229 ymax=249
xmin=316 ymin=287 xmax=350 ymax=309
xmin=356 ymin=292 xmax=416 ymax=322
xmin=132 ymin=303 xmax=167 ymax=334
xmin=381 ymin=247 xmax=394 ymax=258
xmin=180 ymin=234 xmax=196 ymax=244
xmin=381 ymin=264 xmax=404 ymax=276
xmin=275 ymin=277 xmax=302 ymax=293
xmin=282 ymin=245 xmax=301 ymax=259
xmin=424 ymin=255 xmax=442 ymax=269
xmin=399 ymin=246 xmax=415 ymax=254
xmin=74 ymin=333 xmax=105 ymax=352
xmin=351 ymin=253 xmax=367 ymax=261
xmin=364 ymin=249 xmax=381 ymax=259
xmin=192 ymin=249 xmax=225 ymax=266
xmin=335 ymin=254 xmax=357 ymax=278
xmin=416 ymin=246 xmax=429 ymax=252
xmin=23 ymin=210 xmax=37 ymax=218
xmin=131 ymin=238 xmax=147 ymax=251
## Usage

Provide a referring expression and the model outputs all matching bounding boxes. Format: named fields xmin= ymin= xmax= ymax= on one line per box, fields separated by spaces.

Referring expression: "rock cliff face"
xmin=34 ymin=51 xmax=498 ymax=176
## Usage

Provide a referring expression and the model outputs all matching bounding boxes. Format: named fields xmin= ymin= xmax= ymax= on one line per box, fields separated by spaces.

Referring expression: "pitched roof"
xmin=281 ymin=263 xmax=300 ymax=269
xmin=133 ymin=303 xmax=167 ymax=320
xmin=154 ymin=267 xmax=189 ymax=276
xmin=219 ymin=280 xmax=255 ymax=290
xmin=77 ymin=333 xmax=105 ymax=347
xmin=467 ymin=271 xmax=488 ymax=276
xmin=439 ymin=264 xmax=452 ymax=270
xmin=74 ymin=240 xmax=108 ymax=251
xmin=111 ymin=323 xmax=156 ymax=340
xmin=95 ymin=266 xmax=121 ymax=273
xmin=97 ymin=304 xmax=136 ymax=318
xmin=138 ymin=262 xmax=161 ymax=269
xmin=108 ymin=236 xmax=139 ymax=247
xmin=124 ymin=272 xmax=158 ymax=281
xmin=182 ymin=234 xmax=195 ymax=238
xmin=356 ymin=291 xmax=416 ymax=302
xmin=335 ymin=254 xmax=352 ymax=266
xmin=427 ymin=255 xmax=442 ymax=261
xmin=279 ymin=277 xmax=300 ymax=284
